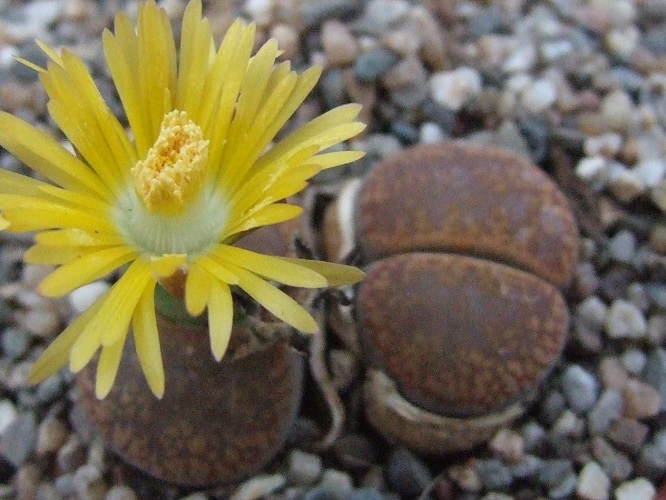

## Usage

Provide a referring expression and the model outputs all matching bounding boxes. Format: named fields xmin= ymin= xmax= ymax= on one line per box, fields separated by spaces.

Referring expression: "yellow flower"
xmin=0 ymin=0 xmax=365 ymax=399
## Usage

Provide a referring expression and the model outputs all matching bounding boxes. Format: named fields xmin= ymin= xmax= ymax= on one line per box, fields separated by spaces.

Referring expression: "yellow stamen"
xmin=131 ymin=110 xmax=208 ymax=213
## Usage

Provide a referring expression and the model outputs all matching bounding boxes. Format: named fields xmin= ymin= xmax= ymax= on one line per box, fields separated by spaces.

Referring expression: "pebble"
xmin=552 ymin=409 xmax=584 ymax=438
xmin=634 ymin=158 xmax=666 ymax=188
xmin=72 ymin=464 xmax=106 ymax=500
xmin=576 ymin=296 xmax=608 ymax=333
xmin=35 ymin=417 xmax=68 ymax=456
xmin=318 ymin=469 xmax=353 ymax=498
xmin=599 ymin=89 xmax=635 ymax=133
xmin=353 ymin=48 xmax=400 ymax=83
xmin=620 ymin=348 xmax=647 ymax=375
xmin=386 ymin=448 xmax=432 ymax=497
xmin=614 ymin=477 xmax=656 ymax=500
xmin=606 ymin=418 xmax=649 ymax=455
xmin=429 ymin=67 xmax=482 ymax=112
xmin=328 ymin=349 xmax=358 ymax=391
xmin=605 ymin=299 xmax=648 ymax=339
xmin=0 ymin=412 xmax=35 ymax=468
xmin=575 ymin=461 xmax=610 ymax=500
xmin=576 ymin=156 xmax=608 ymax=186
xmin=346 ymin=488 xmax=384 ymax=500
xmin=599 ymin=357 xmax=629 ymax=390
xmin=591 ymin=437 xmax=633 ymax=482
xmin=647 ymin=315 xmax=666 ymax=345
xmin=419 ymin=122 xmax=445 ymax=144
xmin=1 ymin=327 xmax=30 ymax=360
xmin=270 ymin=24 xmax=299 ymax=61
xmin=645 ymin=348 xmax=666 ymax=411
xmin=15 ymin=463 xmax=41 ymax=500
xmin=68 ymin=282 xmax=109 ymax=315
xmin=230 ymin=474 xmax=287 ymax=500
xmin=508 ymin=455 xmax=542 ymax=480
xmin=608 ymin=230 xmax=637 ymax=264
xmin=636 ymin=443 xmax=666 ymax=481
xmin=623 ymin=378 xmax=661 ymax=420
xmin=561 ymin=364 xmax=599 ymax=414
xmin=332 ymin=434 xmax=378 ymax=470
xmin=448 ymin=462 xmax=482 ymax=493
xmin=489 ymin=429 xmax=524 ymax=464
xmin=0 ymin=399 xmax=17 ymax=436
xmin=476 ymin=459 xmax=513 ymax=492
xmin=104 ymin=485 xmax=138 ymax=500
xmin=321 ymin=20 xmax=358 ymax=67
xmin=537 ymin=459 xmax=574 ymax=492
xmin=287 ymin=450 xmax=322 ymax=486
xmin=607 ymin=163 xmax=644 ymax=202
xmin=520 ymin=78 xmax=557 ymax=113
xmin=56 ymin=434 xmax=86 ymax=473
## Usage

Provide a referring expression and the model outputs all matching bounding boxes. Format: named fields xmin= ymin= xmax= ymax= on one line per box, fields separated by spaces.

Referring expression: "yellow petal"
xmin=149 ymin=254 xmax=187 ymax=278
xmin=212 ymin=245 xmax=327 ymax=288
xmin=207 ymin=280 xmax=233 ymax=361
xmin=277 ymin=258 xmax=365 ymax=287
xmin=0 ymin=112 xmax=107 ymax=199
xmin=0 ymin=216 xmax=8 ymax=230
xmin=313 ymin=150 xmax=365 ymax=169
xmin=226 ymin=203 xmax=303 ymax=237
xmin=95 ymin=331 xmax=127 ymax=399
xmin=184 ymin=261 xmax=211 ymax=316
xmin=196 ymin=255 xmax=239 ymax=285
xmin=225 ymin=260 xmax=319 ymax=333
xmin=38 ymin=246 xmax=138 ymax=297
xmin=28 ymin=291 xmax=109 ymax=383
xmin=24 ymin=243 xmax=93 ymax=266
xmin=132 ymin=281 xmax=164 ymax=398
xmin=35 ymin=228 xmax=124 ymax=247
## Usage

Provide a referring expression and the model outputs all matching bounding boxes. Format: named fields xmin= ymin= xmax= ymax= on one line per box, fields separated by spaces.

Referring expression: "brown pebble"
xmin=599 ymin=356 xmax=629 ymax=390
xmin=35 ymin=417 xmax=69 ymax=456
xmin=606 ymin=418 xmax=649 ymax=455
xmin=355 ymin=142 xmax=579 ymax=287
xmin=14 ymin=463 xmax=41 ymax=500
xmin=623 ymin=378 xmax=661 ymax=420
xmin=270 ymin=23 xmax=300 ymax=61
xmin=321 ymin=20 xmax=358 ymax=67
xmin=358 ymin=252 xmax=569 ymax=417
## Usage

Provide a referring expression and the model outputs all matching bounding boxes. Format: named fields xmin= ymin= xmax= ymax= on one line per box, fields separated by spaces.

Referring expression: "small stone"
xmin=476 ymin=459 xmax=513 ymax=492
xmin=429 ymin=67 xmax=482 ymax=111
xmin=15 ymin=463 xmax=41 ymax=500
xmin=606 ymin=299 xmax=647 ymax=339
xmin=1 ymin=327 xmax=30 ymax=359
xmin=620 ymin=348 xmax=647 ymax=375
xmin=606 ymin=418 xmax=649 ymax=455
xmin=270 ymin=24 xmax=299 ymax=61
xmin=319 ymin=469 xmax=353 ymax=498
xmin=520 ymin=78 xmax=557 ymax=113
xmin=56 ymin=434 xmax=86 ymax=473
xmin=627 ymin=283 xmax=650 ymax=312
xmin=0 ymin=412 xmax=35 ymax=468
xmin=608 ymin=230 xmax=637 ymax=264
xmin=650 ymin=224 xmax=666 ymax=254
xmin=321 ymin=20 xmax=358 ymax=67
xmin=576 ymin=296 xmax=608 ymax=333
xmin=584 ymin=133 xmax=623 ymax=158
xmin=623 ymin=378 xmax=661 ymax=420
xmin=636 ymin=443 xmax=666 ymax=481
xmin=419 ymin=122 xmax=445 ymax=144
xmin=599 ymin=357 xmax=629 ymax=390
xmin=537 ymin=459 xmax=574 ymax=490
xmin=105 ymin=485 xmax=138 ymax=500
xmin=448 ymin=462 xmax=482 ymax=493
xmin=353 ymin=48 xmax=400 ymax=83
xmin=244 ymin=0 xmax=275 ymax=26
xmin=328 ymin=349 xmax=358 ymax=391
xmin=576 ymin=461 xmax=610 ymax=500
xmin=386 ymin=447 xmax=432 ymax=497
xmin=576 ymin=156 xmax=608 ymax=185
xmin=35 ymin=417 xmax=69 ymax=456
xmin=607 ymin=163 xmax=644 ymax=202
xmin=73 ymin=464 xmax=107 ymax=500
xmin=287 ymin=450 xmax=322 ymax=486
xmin=230 ymin=474 xmax=287 ymax=500
xmin=540 ymin=390 xmax=567 ymax=426
xmin=346 ymin=488 xmax=384 ymax=500
xmin=614 ymin=477 xmax=656 ymax=500
xmin=645 ymin=348 xmax=666 ymax=410
xmin=561 ymin=364 xmax=599 ymax=414
xmin=634 ymin=158 xmax=666 ymax=188
xmin=647 ymin=315 xmax=666 ymax=345
xmin=549 ymin=472 xmax=577 ymax=499
xmin=332 ymin=434 xmax=378 ymax=470
xmin=68 ymin=282 xmax=110 ymax=315
xmin=588 ymin=389 xmax=624 ymax=435
xmin=591 ymin=437 xmax=633 ymax=482
xmin=508 ymin=454 xmax=542 ymax=480
xmin=489 ymin=429 xmax=524 ymax=464
xmin=521 ymin=421 xmax=547 ymax=453
xmin=600 ymin=89 xmax=635 ymax=132
xmin=0 ymin=399 xmax=17 ymax=435
xmin=552 ymin=409 xmax=584 ymax=438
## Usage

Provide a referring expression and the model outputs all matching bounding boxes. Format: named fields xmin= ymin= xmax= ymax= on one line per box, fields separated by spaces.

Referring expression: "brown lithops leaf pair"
xmin=324 ymin=142 xmax=580 ymax=453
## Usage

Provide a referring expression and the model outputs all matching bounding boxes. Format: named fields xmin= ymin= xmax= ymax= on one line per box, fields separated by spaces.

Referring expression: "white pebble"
xmin=419 ymin=122 xmax=445 ymax=144
xmin=521 ymin=78 xmax=558 ymax=113
xmin=0 ymin=399 xmax=17 ymax=435
xmin=502 ymin=44 xmax=536 ymax=73
xmin=621 ymin=348 xmax=647 ymax=375
xmin=584 ymin=133 xmax=623 ymax=158
xmin=230 ymin=474 xmax=286 ymax=500
xmin=607 ymin=162 xmax=644 ymax=202
xmin=576 ymin=461 xmax=610 ymax=500
xmin=429 ymin=67 xmax=482 ymax=112
xmin=614 ymin=477 xmax=656 ymax=500
xmin=605 ymin=25 xmax=640 ymax=60
xmin=576 ymin=156 xmax=608 ymax=186
xmin=68 ymin=281 xmax=110 ymax=314
xmin=606 ymin=299 xmax=648 ymax=340
xmin=634 ymin=158 xmax=666 ymax=188
xmin=577 ymin=296 xmax=608 ymax=333
xmin=243 ymin=0 xmax=274 ymax=26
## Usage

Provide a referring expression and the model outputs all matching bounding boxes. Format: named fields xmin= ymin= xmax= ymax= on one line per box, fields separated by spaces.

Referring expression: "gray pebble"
xmin=1 ymin=327 xmax=30 ymax=359
xmin=521 ymin=422 xmax=547 ymax=453
xmin=386 ymin=447 xmax=432 ymax=497
xmin=35 ymin=417 xmax=68 ymax=456
xmin=561 ymin=364 xmax=599 ymax=414
xmin=353 ymin=48 xmax=400 ymax=83
xmin=636 ymin=443 xmax=666 ymax=481
xmin=476 ymin=459 xmax=513 ymax=491
xmin=318 ymin=469 xmax=353 ymax=498
xmin=300 ymin=0 xmax=361 ymax=27
xmin=105 ymin=485 xmax=138 ymax=500
xmin=540 ymin=391 xmax=567 ymax=426
xmin=607 ymin=418 xmax=649 ymax=455
xmin=346 ymin=488 xmax=384 ymax=500
xmin=287 ymin=450 xmax=322 ymax=486
xmin=508 ymin=455 xmax=542 ymax=480
xmin=576 ymin=296 xmax=607 ymax=333
xmin=588 ymin=389 xmax=624 ymax=435
xmin=0 ymin=399 xmax=17 ymax=435
xmin=614 ymin=478 xmax=656 ymax=500
xmin=591 ymin=437 xmax=633 ymax=482
xmin=0 ymin=411 xmax=35 ymax=468
xmin=548 ymin=471 xmax=577 ymax=499
xmin=56 ymin=434 xmax=86 ymax=473
xmin=608 ymin=230 xmax=637 ymax=264
xmin=332 ymin=434 xmax=378 ymax=469
xmin=605 ymin=299 xmax=648 ymax=339
xmin=230 ymin=474 xmax=286 ymax=500
xmin=644 ymin=348 xmax=666 ymax=411
xmin=73 ymin=464 xmax=106 ymax=500
xmin=537 ymin=459 xmax=574 ymax=490
xmin=620 ymin=348 xmax=647 ymax=375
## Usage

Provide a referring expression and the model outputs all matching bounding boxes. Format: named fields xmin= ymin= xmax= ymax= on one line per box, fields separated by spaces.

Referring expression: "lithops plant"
xmin=323 ymin=142 xmax=580 ymax=453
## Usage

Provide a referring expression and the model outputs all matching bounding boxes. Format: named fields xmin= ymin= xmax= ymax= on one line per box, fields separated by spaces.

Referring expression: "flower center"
xmin=132 ymin=110 xmax=209 ymax=214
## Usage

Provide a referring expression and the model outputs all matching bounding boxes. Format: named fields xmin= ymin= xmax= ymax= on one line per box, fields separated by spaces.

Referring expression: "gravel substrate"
xmin=2 ymin=0 xmax=666 ymax=499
